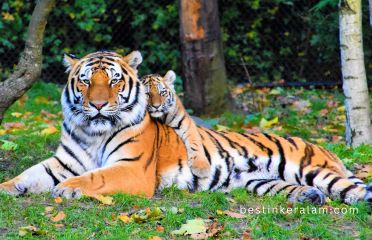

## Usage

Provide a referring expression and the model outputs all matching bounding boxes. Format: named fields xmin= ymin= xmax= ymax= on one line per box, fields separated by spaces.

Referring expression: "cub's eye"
xmin=114 ymin=73 xmax=121 ymax=78
xmin=111 ymin=78 xmax=120 ymax=85
xmin=81 ymin=79 xmax=90 ymax=85
xmin=160 ymin=90 xmax=167 ymax=96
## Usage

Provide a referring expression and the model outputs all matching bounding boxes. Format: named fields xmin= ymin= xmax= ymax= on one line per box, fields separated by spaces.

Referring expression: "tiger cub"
xmin=141 ymin=71 xmax=210 ymax=178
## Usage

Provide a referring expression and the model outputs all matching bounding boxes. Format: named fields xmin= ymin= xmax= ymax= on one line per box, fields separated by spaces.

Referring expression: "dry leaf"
xmin=34 ymin=96 xmax=49 ymax=104
xmin=44 ymin=206 xmax=54 ymax=214
xmin=93 ymin=194 xmax=114 ymax=205
xmin=156 ymin=225 xmax=165 ymax=233
xmin=3 ymin=122 xmax=25 ymax=130
xmin=54 ymin=224 xmax=65 ymax=228
xmin=11 ymin=112 xmax=23 ymax=118
xmin=51 ymin=211 xmax=66 ymax=222
xmin=242 ymin=230 xmax=252 ymax=240
xmin=148 ymin=237 xmax=162 ymax=240
xmin=41 ymin=126 xmax=58 ymax=135
xmin=54 ymin=197 xmax=63 ymax=204
xmin=223 ymin=210 xmax=245 ymax=219
xmin=118 ymin=215 xmax=130 ymax=223
xmin=18 ymin=225 xmax=46 ymax=237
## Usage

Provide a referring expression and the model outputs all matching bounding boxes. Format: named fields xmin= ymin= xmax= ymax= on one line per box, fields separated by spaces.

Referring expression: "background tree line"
xmin=1 ymin=0 xmax=371 ymax=86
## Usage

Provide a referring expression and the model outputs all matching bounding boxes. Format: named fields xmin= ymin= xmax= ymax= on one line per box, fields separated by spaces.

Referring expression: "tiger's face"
xmin=141 ymin=71 xmax=176 ymax=118
xmin=62 ymin=51 xmax=146 ymax=133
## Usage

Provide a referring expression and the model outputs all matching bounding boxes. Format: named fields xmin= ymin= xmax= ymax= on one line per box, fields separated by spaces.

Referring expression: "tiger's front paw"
xmin=52 ymin=177 xmax=86 ymax=199
xmin=190 ymin=154 xmax=211 ymax=178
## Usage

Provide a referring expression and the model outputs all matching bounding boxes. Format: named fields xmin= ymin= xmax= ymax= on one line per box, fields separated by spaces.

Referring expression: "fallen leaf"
xmin=319 ymin=109 xmax=328 ymax=116
xmin=148 ymin=237 xmax=162 ymax=240
xmin=54 ymin=197 xmax=63 ymax=204
xmin=171 ymin=219 xmax=207 ymax=236
xmin=93 ymin=194 xmax=114 ymax=205
xmin=215 ymin=124 xmax=230 ymax=131
xmin=54 ymin=224 xmax=65 ymax=228
xmin=18 ymin=225 xmax=46 ymax=237
xmin=0 ymin=129 xmax=6 ymax=135
xmin=34 ymin=96 xmax=50 ymax=104
xmin=41 ymin=126 xmax=58 ymax=135
xmin=223 ymin=210 xmax=245 ymax=219
xmin=118 ymin=215 xmax=130 ymax=223
xmin=259 ymin=117 xmax=278 ymax=129
xmin=337 ymin=106 xmax=345 ymax=112
xmin=44 ymin=206 xmax=54 ymax=214
xmin=156 ymin=225 xmax=165 ymax=233
xmin=11 ymin=112 xmax=23 ymax=118
xmin=242 ymin=230 xmax=252 ymax=240
xmin=3 ymin=122 xmax=25 ymax=130
xmin=50 ymin=211 xmax=66 ymax=222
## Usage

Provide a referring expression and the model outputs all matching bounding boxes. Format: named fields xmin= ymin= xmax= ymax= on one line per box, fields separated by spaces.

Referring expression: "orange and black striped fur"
xmin=141 ymin=71 xmax=210 ymax=178
xmin=0 ymin=51 xmax=370 ymax=206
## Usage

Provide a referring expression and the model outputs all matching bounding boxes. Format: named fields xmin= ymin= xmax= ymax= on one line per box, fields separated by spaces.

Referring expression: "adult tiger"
xmin=0 ymin=51 xmax=370 ymax=206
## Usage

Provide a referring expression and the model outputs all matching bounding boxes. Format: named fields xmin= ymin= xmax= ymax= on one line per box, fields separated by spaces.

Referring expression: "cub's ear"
xmin=63 ymin=53 xmax=79 ymax=73
xmin=163 ymin=70 xmax=176 ymax=89
xmin=123 ymin=51 xmax=143 ymax=70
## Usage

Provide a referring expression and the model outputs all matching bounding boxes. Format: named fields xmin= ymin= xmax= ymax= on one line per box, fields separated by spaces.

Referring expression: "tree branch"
xmin=0 ymin=0 xmax=56 ymax=123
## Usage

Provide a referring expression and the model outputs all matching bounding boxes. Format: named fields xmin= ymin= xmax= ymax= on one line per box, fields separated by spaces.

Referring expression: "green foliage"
xmin=1 ymin=0 xmax=371 ymax=85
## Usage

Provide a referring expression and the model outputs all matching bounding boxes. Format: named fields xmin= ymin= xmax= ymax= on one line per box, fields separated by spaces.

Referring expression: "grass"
xmin=0 ymin=81 xmax=371 ymax=239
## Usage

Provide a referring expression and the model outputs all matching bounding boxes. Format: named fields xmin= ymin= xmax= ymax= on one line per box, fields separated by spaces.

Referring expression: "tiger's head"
xmin=140 ymin=70 xmax=176 ymax=118
xmin=62 ymin=51 xmax=147 ymax=133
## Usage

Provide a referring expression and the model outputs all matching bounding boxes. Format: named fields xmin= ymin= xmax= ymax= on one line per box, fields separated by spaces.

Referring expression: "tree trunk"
xmin=339 ymin=0 xmax=372 ymax=147
xmin=179 ymin=0 xmax=232 ymax=116
xmin=0 ymin=0 xmax=55 ymax=124
xmin=369 ymin=0 xmax=372 ymax=27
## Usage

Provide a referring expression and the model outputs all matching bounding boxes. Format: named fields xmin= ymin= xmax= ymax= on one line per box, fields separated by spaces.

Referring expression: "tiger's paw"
xmin=190 ymin=155 xmax=211 ymax=178
xmin=52 ymin=177 xmax=87 ymax=199
xmin=295 ymin=187 xmax=326 ymax=206
xmin=52 ymin=183 xmax=82 ymax=199
xmin=0 ymin=179 xmax=25 ymax=196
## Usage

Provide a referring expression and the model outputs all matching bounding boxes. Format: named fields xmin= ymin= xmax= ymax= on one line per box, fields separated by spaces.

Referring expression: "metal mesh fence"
xmin=1 ymin=0 xmax=371 ymax=86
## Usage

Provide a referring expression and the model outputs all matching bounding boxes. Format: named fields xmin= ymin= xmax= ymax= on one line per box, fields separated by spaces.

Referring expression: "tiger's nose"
xmin=89 ymin=101 xmax=108 ymax=110
xmin=152 ymin=104 xmax=161 ymax=109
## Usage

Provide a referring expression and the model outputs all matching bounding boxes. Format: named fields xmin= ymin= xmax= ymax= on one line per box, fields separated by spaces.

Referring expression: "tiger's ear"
xmin=163 ymin=70 xmax=176 ymax=90
xmin=123 ymin=51 xmax=143 ymax=70
xmin=63 ymin=53 xmax=79 ymax=73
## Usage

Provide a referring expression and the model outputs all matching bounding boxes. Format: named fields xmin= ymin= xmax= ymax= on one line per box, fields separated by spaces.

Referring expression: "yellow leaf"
xmin=118 ymin=215 xmax=130 ymax=223
xmin=50 ymin=211 xmax=66 ymax=222
xmin=2 ymin=12 xmax=15 ymax=21
xmin=34 ymin=96 xmax=49 ymax=104
xmin=54 ymin=197 xmax=63 ymax=204
xmin=0 ymin=129 xmax=6 ymax=135
xmin=41 ymin=126 xmax=58 ymax=135
xmin=94 ymin=194 xmax=114 ymax=205
xmin=11 ymin=112 xmax=23 ymax=118
xmin=148 ymin=237 xmax=162 ymax=240
xmin=216 ymin=209 xmax=224 ymax=215
xmin=259 ymin=117 xmax=278 ymax=129
xmin=337 ymin=106 xmax=345 ymax=112
xmin=215 ymin=124 xmax=230 ymax=131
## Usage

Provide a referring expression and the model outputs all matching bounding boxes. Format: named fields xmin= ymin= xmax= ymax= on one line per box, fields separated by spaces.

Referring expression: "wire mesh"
xmin=1 ymin=0 xmax=371 ymax=86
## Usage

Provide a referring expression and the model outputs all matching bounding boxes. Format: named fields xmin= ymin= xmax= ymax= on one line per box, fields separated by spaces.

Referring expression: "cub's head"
xmin=140 ymin=70 xmax=176 ymax=118
xmin=62 ymin=51 xmax=146 ymax=133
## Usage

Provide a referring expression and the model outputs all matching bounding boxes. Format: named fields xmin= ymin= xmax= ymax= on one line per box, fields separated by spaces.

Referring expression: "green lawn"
xmin=0 ymin=81 xmax=371 ymax=239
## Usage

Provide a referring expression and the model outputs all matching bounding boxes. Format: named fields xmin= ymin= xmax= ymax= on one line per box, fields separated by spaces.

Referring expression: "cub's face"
xmin=62 ymin=51 xmax=146 ymax=133
xmin=141 ymin=71 xmax=176 ymax=118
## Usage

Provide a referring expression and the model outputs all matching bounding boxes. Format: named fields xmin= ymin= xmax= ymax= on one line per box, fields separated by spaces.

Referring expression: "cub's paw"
xmin=52 ymin=183 xmax=82 ymax=199
xmin=190 ymin=155 xmax=211 ymax=178
xmin=295 ymin=187 xmax=326 ymax=206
